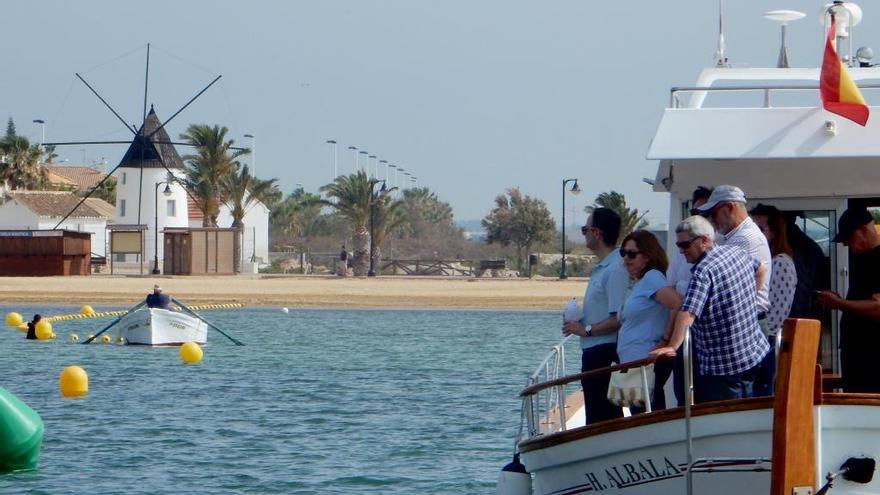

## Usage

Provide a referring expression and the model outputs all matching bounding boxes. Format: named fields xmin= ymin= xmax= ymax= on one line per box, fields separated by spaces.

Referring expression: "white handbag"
xmin=606 ymin=364 xmax=655 ymax=408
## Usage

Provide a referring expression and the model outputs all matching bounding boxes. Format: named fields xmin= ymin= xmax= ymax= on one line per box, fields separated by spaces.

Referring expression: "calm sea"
xmin=0 ymin=306 xmax=570 ymax=494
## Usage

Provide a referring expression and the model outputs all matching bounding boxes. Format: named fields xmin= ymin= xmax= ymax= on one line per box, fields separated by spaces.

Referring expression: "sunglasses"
xmin=619 ymin=248 xmax=641 ymax=259
xmin=675 ymin=237 xmax=700 ymax=249
xmin=581 ymin=225 xmax=594 ymax=235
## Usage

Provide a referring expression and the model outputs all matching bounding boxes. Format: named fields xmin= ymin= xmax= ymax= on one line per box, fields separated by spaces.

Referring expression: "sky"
xmin=4 ymin=0 xmax=877 ymax=228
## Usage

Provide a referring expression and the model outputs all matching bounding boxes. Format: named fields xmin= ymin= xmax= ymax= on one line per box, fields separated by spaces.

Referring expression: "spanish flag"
xmin=821 ymin=14 xmax=869 ymax=126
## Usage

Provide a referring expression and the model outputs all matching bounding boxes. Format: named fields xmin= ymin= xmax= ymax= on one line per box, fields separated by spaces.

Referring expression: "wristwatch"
xmin=585 ymin=325 xmax=593 ymax=337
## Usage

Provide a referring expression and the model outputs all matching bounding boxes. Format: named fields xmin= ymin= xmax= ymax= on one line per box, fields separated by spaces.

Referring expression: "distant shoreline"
xmin=0 ymin=275 xmax=587 ymax=310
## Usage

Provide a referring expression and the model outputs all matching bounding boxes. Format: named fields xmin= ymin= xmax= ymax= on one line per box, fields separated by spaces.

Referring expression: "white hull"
xmin=521 ymin=403 xmax=880 ymax=494
xmin=115 ymin=308 xmax=208 ymax=346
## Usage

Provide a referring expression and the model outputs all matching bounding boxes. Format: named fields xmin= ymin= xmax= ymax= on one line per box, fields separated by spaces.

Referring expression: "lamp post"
xmin=368 ymin=178 xmax=387 ymax=277
xmin=325 ymin=139 xmax=337 ymax=179
xmin=152 ymin=181 xmax=173 ymax=275
xmin=560 ymin=178 xmax=581 ymax=279
xmin=348 ymin=146 xmax=358 ymax=173
xmin=32 ymin=119 xmax=45 ymax=146
xmin=244 ymin=134 xmax=255 ymax=176
xmin=359 ymin=150 xmax=368 ymax=173
xmin=368 ymin=155 xmax=377 ymax=178
xmin=388 ymin=164 xmax=397 ymax=188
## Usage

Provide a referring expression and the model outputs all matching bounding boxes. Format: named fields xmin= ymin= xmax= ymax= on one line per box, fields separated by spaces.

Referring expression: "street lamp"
xmin=32 ymin=119 xmax=45 ymax=146
xmin=359 ymin=150 xmax=368 ymax=173
xmin=325 ymin=139 xmax=338 ymax=179
xmin=388 ymin=164 xmax=397 ymax=188
xmin=379 ymin=160 xmax=388 ymax=181
xmin=560 ymin=178 xmax=581 ymax=279
xmin=152 ymin=180 xmax=174 ymax=275
xmin=368 ymin=155 xmax=377 ymax=178
xmin=348 ymin=146 xmax=358 ymax=173
xmin=244 ymin=134 xmax=256 ymax=176
xmin=368 ymin=178 xmax=387 ymax=277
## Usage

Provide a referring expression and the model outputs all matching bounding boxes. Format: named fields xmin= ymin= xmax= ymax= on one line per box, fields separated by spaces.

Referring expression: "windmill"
xmin=44 ymin=44 xmax=244 ymax=272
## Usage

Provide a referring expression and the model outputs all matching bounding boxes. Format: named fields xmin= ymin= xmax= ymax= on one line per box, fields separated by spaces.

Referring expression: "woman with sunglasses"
xmin=616 ymin=230 xmax=683 ymax=412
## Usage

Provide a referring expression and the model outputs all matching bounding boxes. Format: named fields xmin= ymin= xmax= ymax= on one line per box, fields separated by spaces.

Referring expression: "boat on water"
xmin=499 ymin=2 xmax=880 ymax=494
xmin=114 ymin=307 xmax=208 ymax=346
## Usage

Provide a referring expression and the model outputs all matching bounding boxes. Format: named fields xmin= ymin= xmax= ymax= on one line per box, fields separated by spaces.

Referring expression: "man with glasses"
xmin=562 ymin=208 xmax=629 ymax=424
xmin=651 ymin=216 xmax=770 ymax=403
xmin=668 ymin=186 xmax=713 ymax=296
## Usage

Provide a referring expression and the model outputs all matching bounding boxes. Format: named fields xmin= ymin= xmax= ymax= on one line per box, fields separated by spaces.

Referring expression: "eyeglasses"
xmin=581 ymin=225 xmax=594 ymax=235
xmin=619 ymin=248 xmax=641 ymax=259
xmin=675 ymin=237 xmax=700 ymax=249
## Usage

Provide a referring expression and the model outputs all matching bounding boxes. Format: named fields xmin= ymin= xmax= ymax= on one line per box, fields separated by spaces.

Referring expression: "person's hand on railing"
xmin=561 ymin=320 xmax=587 ymax=337
xmin=648 ymin=341 xmax=677 ymax=360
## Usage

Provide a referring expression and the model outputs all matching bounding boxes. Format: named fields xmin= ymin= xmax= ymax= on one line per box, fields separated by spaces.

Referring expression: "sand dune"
xmin=0 ymin=275 xmax=587 ymax=310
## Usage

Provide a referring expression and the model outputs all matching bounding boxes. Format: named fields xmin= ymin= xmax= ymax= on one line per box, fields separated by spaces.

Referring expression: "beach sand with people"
xmin=0 ymin=275 xmax=585 ymax=310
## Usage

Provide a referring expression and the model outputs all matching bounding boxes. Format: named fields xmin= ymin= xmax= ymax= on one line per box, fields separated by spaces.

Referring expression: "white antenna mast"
xmin=714 ymin=0 xmax=730 ymax=67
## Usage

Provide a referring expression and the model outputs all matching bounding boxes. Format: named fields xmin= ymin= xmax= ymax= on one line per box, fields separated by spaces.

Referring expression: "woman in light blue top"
xmin=617 ymin=230 xmax=682 ymax=411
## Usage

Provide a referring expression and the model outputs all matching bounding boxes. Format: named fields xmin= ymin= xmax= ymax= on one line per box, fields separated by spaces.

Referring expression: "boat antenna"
xmin=714 ymin=0 xmax=730 ymax=67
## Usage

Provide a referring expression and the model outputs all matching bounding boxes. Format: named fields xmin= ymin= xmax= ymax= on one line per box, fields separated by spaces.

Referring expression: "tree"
xmin=482 ymin=188 xmax=555 ymax=271
xmin=585 ymin=191 xmax=648 ymax=238
xmin=0 ymin=135 xmax=45 ymax=190
xmin=5 ymin=118 xmax=15 ymax=139
xmin=272 ymin=187 xmax=326 ymax=238
xmin=221 ymin=164 xmax=280 ymax=273
xmin=179 ymin=124 xmax=248 ymax=226
xmin=320 ymin=171 xmax=401 ymax=276
xmin=397 ymin=187 xmax=457 ymax=239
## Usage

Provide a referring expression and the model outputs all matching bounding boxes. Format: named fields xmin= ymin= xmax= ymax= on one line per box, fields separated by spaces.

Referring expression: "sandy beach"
xmin=0 ymin=275 xmax=587 ymax=310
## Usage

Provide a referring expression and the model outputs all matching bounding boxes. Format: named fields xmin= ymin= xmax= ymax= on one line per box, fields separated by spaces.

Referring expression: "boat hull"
xmin=115 ymin=308 xmax=207 ymax=346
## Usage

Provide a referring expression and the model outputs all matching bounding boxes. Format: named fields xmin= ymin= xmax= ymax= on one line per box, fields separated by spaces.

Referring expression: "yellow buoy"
xmin=70 ymin=334 xmax=79 ymax=343
xmin=6 ymin=312 xmax=23 ymax=327
xmin=35 ymin=321 xmax=53 ymax=340
xmin=59 ymin=366 xmax=88 ymax=397
xmin=80 ymin=305 xmax=95 ymax=316
xmin=100 ymin=334 xmax=111 ymax=344
xmin=180 ymin=342 xmax=203 ymax=364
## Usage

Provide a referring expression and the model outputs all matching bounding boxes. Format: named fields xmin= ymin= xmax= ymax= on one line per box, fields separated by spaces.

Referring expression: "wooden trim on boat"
xmin=518 ymin=397 xmax=774 ymax=453
xmin=519 ymin=356 xmax=658 ymax=397
xmin=770 ymin=318 xmax=820 ymax=495
xmin=821 ymin=394 xmax=880 ymax=406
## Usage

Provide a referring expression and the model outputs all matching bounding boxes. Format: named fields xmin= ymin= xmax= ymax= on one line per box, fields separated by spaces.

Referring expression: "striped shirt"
xmin=717 ymin=216 xmax=772 ymax=314
xmin=682 ymin=245 xmax=771 ymax=376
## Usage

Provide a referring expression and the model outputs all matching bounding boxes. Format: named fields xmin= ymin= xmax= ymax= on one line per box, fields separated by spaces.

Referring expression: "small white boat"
xmin=114 ymin=307 xmax=208 ymax=346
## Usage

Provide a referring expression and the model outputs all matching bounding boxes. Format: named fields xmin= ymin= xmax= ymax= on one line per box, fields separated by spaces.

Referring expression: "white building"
xmin=0 ymin=191 xmax=115 ymax=257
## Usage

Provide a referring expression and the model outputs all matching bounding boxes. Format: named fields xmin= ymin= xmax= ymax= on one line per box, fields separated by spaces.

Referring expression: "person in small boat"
xmin=651 ymin=216 xmax=770 ymax=403
xmin=750 ymin=204 xmax=798 ymax=396
xmin=816 ymin=206 xmax=880 ymax=393
xmin=616 ymin=230 xmax=682 ymax=412
xmin=562 ymin=208 xmax=629 ymax=425
xmin=25 ymin=314 xmax=41 ymax=340
xmin=145 ymin=285 xmax=172 ymax=310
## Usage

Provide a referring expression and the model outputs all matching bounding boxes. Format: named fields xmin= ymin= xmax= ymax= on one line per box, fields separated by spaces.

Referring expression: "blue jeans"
xmin=694 ymin=363 xmax=762 ymax=403
xmin=753 ymin=337 xmax=776 ymax=397
xmin=581 ymin=343 xmax=623 ymax=425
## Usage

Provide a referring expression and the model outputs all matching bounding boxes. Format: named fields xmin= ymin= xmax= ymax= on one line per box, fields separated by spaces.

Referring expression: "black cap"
xmin=833 ymin=206 xmax=874 ymax=243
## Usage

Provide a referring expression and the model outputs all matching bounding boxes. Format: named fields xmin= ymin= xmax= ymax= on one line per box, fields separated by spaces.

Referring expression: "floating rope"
xmin=45 ymin=303 xmax=244 ymax=323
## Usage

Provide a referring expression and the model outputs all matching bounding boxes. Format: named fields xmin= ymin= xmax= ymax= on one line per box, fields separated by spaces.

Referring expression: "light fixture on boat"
xmin=824 ymin=119 xmax=838 ymax=136
xmin=856 ymin=46 xmax=874 ymax=67
xmin=821 ymin=2 xmax=863 ymax=65
xmin=763 ymin=10 xmax=806 ymax=68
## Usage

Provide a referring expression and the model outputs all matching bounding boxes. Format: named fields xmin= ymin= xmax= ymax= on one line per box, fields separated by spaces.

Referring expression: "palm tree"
xmin=0 ymin=135 xmax=45 ymax=190
xmin=221 ymin=164 xmax=280 ymax=273
xmin=370 ymin=189 xmax=404 ymax=272
xmin=320 ymin=171 xmax=374 ymax=275
xmin=272 ymin=188 xmax=325 ymax=238
xmin=179 ymin=124 xmax=248 ymax=227
xmin=585 ymin=191 xmax=648 ymax=238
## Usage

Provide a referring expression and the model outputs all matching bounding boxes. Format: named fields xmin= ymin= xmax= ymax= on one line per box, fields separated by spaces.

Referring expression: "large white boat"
xmin=499 ymin=2 xmax=880 ymax=494
xmin=114 ymin=307 xmax=208 ymax=346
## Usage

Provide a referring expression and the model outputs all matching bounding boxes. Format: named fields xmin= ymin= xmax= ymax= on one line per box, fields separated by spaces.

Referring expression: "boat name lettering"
xmin=584 ymin=456 xmax=683 ymax=491
xmin=169 ymin=321 xmax=186 ymax=330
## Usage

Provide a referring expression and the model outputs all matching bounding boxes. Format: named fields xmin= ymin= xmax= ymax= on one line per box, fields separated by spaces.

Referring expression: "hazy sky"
xmin=4 ymin=1 xmax=875 ymax=227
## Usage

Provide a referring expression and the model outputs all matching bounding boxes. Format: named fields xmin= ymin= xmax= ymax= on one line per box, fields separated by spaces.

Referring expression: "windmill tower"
xmin=114 ymin=105 xmax=189 ymax=264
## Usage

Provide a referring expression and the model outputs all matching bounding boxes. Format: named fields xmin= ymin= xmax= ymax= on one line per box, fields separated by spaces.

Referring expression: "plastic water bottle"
xmin=563 ymin=297 xmax=581 ymax=322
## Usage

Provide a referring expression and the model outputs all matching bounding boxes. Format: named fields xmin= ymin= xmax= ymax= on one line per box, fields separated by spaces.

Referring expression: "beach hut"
xmin=0 ymin=230 xmax=91 ymax=276
xmin=162 ymin=227 xmax=236 ymax=275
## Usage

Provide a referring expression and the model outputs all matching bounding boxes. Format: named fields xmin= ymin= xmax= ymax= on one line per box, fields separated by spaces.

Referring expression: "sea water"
xmin=0 ymin=307 xmax=569 ymax=494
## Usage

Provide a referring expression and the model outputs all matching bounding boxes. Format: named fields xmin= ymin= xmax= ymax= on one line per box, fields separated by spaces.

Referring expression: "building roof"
xmin=6 ymin=191 xmax=115 ymax=219
xmin=43 ymin=165 xmax=114 ymax=191
xmin=117 ymin=106 xmax=185 ymax=170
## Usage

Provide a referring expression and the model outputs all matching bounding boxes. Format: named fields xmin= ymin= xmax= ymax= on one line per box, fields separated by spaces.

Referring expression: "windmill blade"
xmin=76 ymin=73 xmax=137 ymax=135
xmin=148 ymin=75 xmax=222 ymax=139
xmin=151 ymin=140 xmax=248 ymax=152
xmin=43 ymin=140 xmax=135 ymax=147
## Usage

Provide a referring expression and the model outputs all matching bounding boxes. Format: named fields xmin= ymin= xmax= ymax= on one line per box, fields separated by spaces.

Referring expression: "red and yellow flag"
xmin=821 ymin=14 xmax=869 ymax=126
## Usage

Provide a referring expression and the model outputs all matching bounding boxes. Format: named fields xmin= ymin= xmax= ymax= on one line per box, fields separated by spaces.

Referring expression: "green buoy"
xmin=0 ymin=387 xmax=43 ymax=473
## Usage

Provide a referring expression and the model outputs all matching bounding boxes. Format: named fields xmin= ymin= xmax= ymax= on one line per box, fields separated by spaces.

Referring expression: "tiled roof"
xmin=44 ymin=165 xmax=114 ymax=191
xmin=6 ymin=191 xmax=115 ymax=219
xmin=187 ymin=194 xmax=204 ymax=220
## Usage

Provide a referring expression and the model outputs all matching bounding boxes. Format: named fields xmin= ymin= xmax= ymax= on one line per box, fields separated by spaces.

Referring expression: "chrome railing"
xmin=669 ymin=83 xmax=880 ymax=109
xmin=523 ymin=334 xmax=574 ymax=437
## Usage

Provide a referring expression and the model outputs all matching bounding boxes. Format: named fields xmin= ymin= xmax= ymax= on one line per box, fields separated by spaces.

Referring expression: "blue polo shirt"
xmin=581 ymin=250 xmax=629 ymax=350
xmin=617 ymin=269 xmax=670 ymax=363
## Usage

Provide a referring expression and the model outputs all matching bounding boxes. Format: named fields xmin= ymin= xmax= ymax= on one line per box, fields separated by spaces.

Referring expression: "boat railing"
xmin=520 ymin=353 xmax=658 ymax=439
xmin=669 ymin=83 xmax=880 ymax=109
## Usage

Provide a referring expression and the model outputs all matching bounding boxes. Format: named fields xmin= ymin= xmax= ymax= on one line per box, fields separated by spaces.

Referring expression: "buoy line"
xmin=42 ymin=303 xmax=245 ymax=323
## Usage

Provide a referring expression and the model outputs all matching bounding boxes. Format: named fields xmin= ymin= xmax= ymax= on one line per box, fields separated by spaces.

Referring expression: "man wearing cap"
xmin=817 ymin=206 xmax=880 ymax=392
xmin=145 ymin=285 xmax=172 ymax=310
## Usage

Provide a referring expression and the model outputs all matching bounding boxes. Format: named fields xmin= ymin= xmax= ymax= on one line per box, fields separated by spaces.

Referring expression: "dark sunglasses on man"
xmin=675 ymin=237 xmax=701 ymax=249
xmin=580 ymin=225 xmax=593 ymax=235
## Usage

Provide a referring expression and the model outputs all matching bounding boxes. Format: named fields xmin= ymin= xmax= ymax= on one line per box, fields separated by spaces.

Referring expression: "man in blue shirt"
xmin=651 ymin=216 xmax=770 ymax=403
xmin=563 ymin=208 xmax=629 ymax=424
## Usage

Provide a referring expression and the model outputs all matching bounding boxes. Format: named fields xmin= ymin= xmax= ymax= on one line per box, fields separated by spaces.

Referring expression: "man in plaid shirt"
xmin=651 ymin=216 xmax=770 ymax=403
